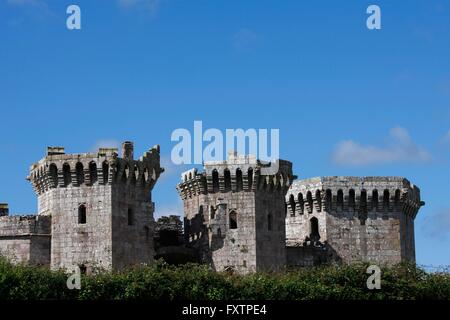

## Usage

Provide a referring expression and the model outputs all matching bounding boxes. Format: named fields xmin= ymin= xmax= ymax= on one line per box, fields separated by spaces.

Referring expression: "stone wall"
xmin=285 ymin=177 xmax=423 ymax=265
xmin=0 ymin=215 xmax=51 ymax=266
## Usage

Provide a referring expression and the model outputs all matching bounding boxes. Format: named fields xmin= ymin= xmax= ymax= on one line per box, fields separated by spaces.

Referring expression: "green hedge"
xmin=0 ymin=258 xmax=449 ymax=300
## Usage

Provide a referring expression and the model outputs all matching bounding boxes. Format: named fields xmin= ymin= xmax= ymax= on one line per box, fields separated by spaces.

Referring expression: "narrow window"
xmin=128 ymin=208 xmax=134 ymax=226
xmin=394 ymin=189 xmax=401 ymax=207
xmin=89 ymin=162 xmax=98 ymax=185
xmin=212 ymin=169 xmax=219 ymax=192
xmin=315 ymin=190 xmax=322 ymax=212
xmin=298 ymin=193 xmax=304 ymax=214
xmin=49 ymin=164 xmax=58 ymax=188
xmin=76 ymin=162 xmax=84 ymax=185
xmin=247 ymin=168 xmax=254 ymax=191
xmin=229 ymin=211 xmax=237 ymax=229
xmin=224 ymin=169 xmax=231 ymax=192
xmin=383 ymin=189 xmax=390 ymax=211
xmin=78 ymin=204 xmax=86 ymax=224
xmin=236 ymin=169 xmax=243 ymax=191
xmin=372 ymin=190 xmax=379 ymax=211
xmin=325 ymin=189 xmax=332 ymax=210
xmin=289 ymin=194 xmax=296 ymax=216
xmin=63 ymin=163 xmax=71 ymax=187
xmin=102 ymin=161 xmax=109 ymax=184
xmin=349 ymin=189 xmax=356 ymax=210
xmin=337 ymin=189 xmax=344 ymax=210
xmin=268 ymin=214 xmax=273 ymax=231
xmin=306 ymin=191 xmax=313 ymax=214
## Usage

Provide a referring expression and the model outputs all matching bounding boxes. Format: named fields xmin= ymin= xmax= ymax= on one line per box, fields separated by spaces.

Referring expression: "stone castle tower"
xmin=26 ymin=142 xmax=164 ymax=271
xmin=285 ymin=177 xmax=424 ymax=267
xmin=177 ymin=152 xmax=295 ymax=273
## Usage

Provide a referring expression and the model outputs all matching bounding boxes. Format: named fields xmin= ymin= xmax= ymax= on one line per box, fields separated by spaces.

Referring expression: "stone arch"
xmin=63 ymin=163 xmax=71 ymax=187
xmin=236 ymin=168 xmax=243 ymax=191
xmin=102 ymin=161 xmax=109 ymax=184
xmin=49 ymin=163 xmax=58 ymax=188
xmin=383 ymin=189 xmax=390 ymax=211
xmin=349 ymin=189 xmax=356 ymax=210
xmin=315 ymin=189 xmax=322 ymax=212
xmin=298 ymin=193 xmax=304 ymax=214
xmin=289 ymin=194 xmax=296 ymax=216
xmin=224 ymin=168 xmax=231 ymax=192
xmin=325 ymin=189 xmax=332 ymax=211
xmin=212 ymin=169 xmax=219 ymax=192
xmin=306 ymin=191 xmax=313 ymax=214
xmin=89 ymin=161 xmax=98 ymax=185
xmin=372 ymin=189 xmax=379 ymax=211
xmin=337 ymin=189 xmax=344 ymax=210
xmin=247 ymin=168 xmax=254 ymax=191
xmin=76 ymin=162 xmax=84 ymax=185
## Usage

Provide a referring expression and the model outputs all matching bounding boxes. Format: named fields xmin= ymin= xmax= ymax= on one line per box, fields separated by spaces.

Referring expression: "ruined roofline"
xmin=27 ymin=142 xmax=164 ymax=196
xmin=0 ymin=214 xmax=51 ymax=237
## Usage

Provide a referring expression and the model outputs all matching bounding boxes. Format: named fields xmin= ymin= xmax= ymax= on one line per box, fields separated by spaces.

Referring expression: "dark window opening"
xmin=63 ymin=164 xmax=71 ymax=187
xmin=247 ymin=168 xmax=253 ymax=191
xmin=325 ymin=189 xmax=332 ymax=210
xmin=298 ymin=193 xmax=304 ymax=214
xmin=289 ymin=194 xmax=296 ymax=216
xmin=78 ymin=204 xmax=86 ymax=224
xmin=306 ymin=191 xmax=313 ymax=213
xmin=394 ymin=189 xmax=401 ymax=207
xmin=102 ymin=162 xmax=109 ymax=184
xmin=337 ymin=189 xmax=344 ymax=210
xmin=309 ymin=217 xmax=320 ymax=241
xmin=89 ymin=162 xmax=98 ymax=184
xmin=76 ymin=163 xmax=84 ymax=185
xmin=236 ymin=169 xmax=243 ymax=191
xmin=383 ymin=189 xmax=390 ymax=211
xmin=212 ymin=169 xmax=219 ymax=192
xmin=349 ymin=189 xmax=356 ymax=209
xmin=229 ymin=211 xmax=238 ymax=229
xmin=372 ymin=190 xmax=379 ymax=211
xmin=128 ymin=208 xmax=134 ymax=226
xmin=49 ymin=164 xmax=58 ymax=188
xmin=224 ymin=169 xmax=231 ymax=192
xmin=315 ymin=190 xmax=322 ymax=212
xmin=268 ymin=214 xmax=273 ymax=231
xmin=79 ymin=264 xmax=87 ymax=275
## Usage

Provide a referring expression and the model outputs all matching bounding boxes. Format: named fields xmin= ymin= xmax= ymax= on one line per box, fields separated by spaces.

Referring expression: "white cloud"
xmin=423 ymin=208 xmax=450 ymax=240
xmin=332 ymin=127 xmax=432 ymax=166
xmin=117 ymin=0 xmax=162 ymax=16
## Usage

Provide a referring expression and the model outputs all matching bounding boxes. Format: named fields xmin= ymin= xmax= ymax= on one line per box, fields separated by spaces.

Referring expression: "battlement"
xmin=286 ymin=176 xmax=424 ymax=218
xmin=27 ymin=142 xmax=164 ymax=195
xmin=0 ymin=214 xmax=51 ymax=237
xmin=177 ymin=153 xmax=295 ymax=200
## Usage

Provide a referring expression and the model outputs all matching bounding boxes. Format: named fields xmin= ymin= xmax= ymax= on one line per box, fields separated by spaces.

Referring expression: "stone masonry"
xmin=285 ymin=177 xmax=424 ymax=267
xmin=0 ymin=142 xmax=164 ymax=272
xmin=177 ymin=152 xmax=295 ymax=273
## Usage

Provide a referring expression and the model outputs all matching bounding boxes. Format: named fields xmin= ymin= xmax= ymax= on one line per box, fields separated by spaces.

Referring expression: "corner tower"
xmin=285 ymin=177 xmax=424 ymax=266
xmin=27 ymin=142 xmax=164 ymax=271
xmin=177 ymin=152 xmax=295 ymax=274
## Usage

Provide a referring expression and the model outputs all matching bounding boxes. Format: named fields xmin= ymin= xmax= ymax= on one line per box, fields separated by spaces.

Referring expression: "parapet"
xmin=0 ymin=214 xmax=51 ymax=237
xmin=177 ymin=153 xmax=296 ymax=200
xmin=27 ymin=142 xmax=164 ymax=195
xmin=286 ymin=176 xmax=424 ymax=219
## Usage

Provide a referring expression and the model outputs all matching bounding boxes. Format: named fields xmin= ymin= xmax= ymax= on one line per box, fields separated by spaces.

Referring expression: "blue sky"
xmin=0 ymin=0 xmax=449 ymax=267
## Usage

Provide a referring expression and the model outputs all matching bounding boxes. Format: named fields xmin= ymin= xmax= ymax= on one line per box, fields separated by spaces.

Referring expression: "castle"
xmin=0 ymin=143 xmax=424 ymax=274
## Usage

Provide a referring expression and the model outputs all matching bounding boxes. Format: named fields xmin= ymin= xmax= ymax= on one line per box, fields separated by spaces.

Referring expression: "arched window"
xmin=102 ymin=162 xmax=109 ymax=185
xmin=236 ymin=169 xmax=243 ymax=191
xmin=325 ymin=189 xmax=332 ymax=210
xmin=306 ymin=191 xmax=313 ymax=214
xmin=394 ymin=189 xmax=401 ymax=207
xmin=337 ymin=189 xmax=344 ymax=210
xmin=63 ymin=163 xmax=71 ymax=187
xmin=298 ymin=193 xmax=304 ymax=214
xmin=289 ymin=194 xmax=296 ymax=216
xmin=247 ymin=168 xmax=254 ymax=191
xmin=360 ymin=190 xmax=367 ymax=211
xmin=78 ymin=204 xmax=86 ymax=224
xmin=372 ymin=190 xmax=379 ymax=211
xmin=212 ymin=169 xmax=219 ymax=192
xmin=309 ymin=217 xmax=320 ymax=241
xmin=229 ymin=211 xmax=237 ymax=229
xmin=89 ymin=162 xmax=98 ymax=185
xmin=383 ymin=190 xmax=390 ymax=211
xmin=224 ymin=169 xmax=231 ymax=192
xmin=349 ymin=189 xmax=356 ymax=210
xmin=268 ymin=214 xmax=273 ymax=231
xmin=128 ymin=208 xmax=134 ymax=226
xmin=76 ymin=163 xmax=84 ymax=185
xmin=315 ymin=190 xmax=322 ymax=212
xmin=49 ymin=164 xmax=58 ymax=188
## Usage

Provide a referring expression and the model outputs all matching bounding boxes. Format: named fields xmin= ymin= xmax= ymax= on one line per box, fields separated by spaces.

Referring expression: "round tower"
xmin=285 ymin=176 xmax=424 ymax=266
xmin=177 ymin=152 xmax=295 ymax=274
xmin=27 ymin=142 xmax=164 ymax=272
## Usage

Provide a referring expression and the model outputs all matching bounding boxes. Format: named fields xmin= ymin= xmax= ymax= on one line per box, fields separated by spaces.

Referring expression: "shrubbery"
xmin=0 ymin=258 xmax=449 ymax=300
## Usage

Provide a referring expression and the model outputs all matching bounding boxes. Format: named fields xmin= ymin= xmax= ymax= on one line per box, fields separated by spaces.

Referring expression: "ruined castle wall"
xmin=0 ymin=215 xmax=51 ymax=265
xmin=183 ymin=192 xmax=258 ymax=273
